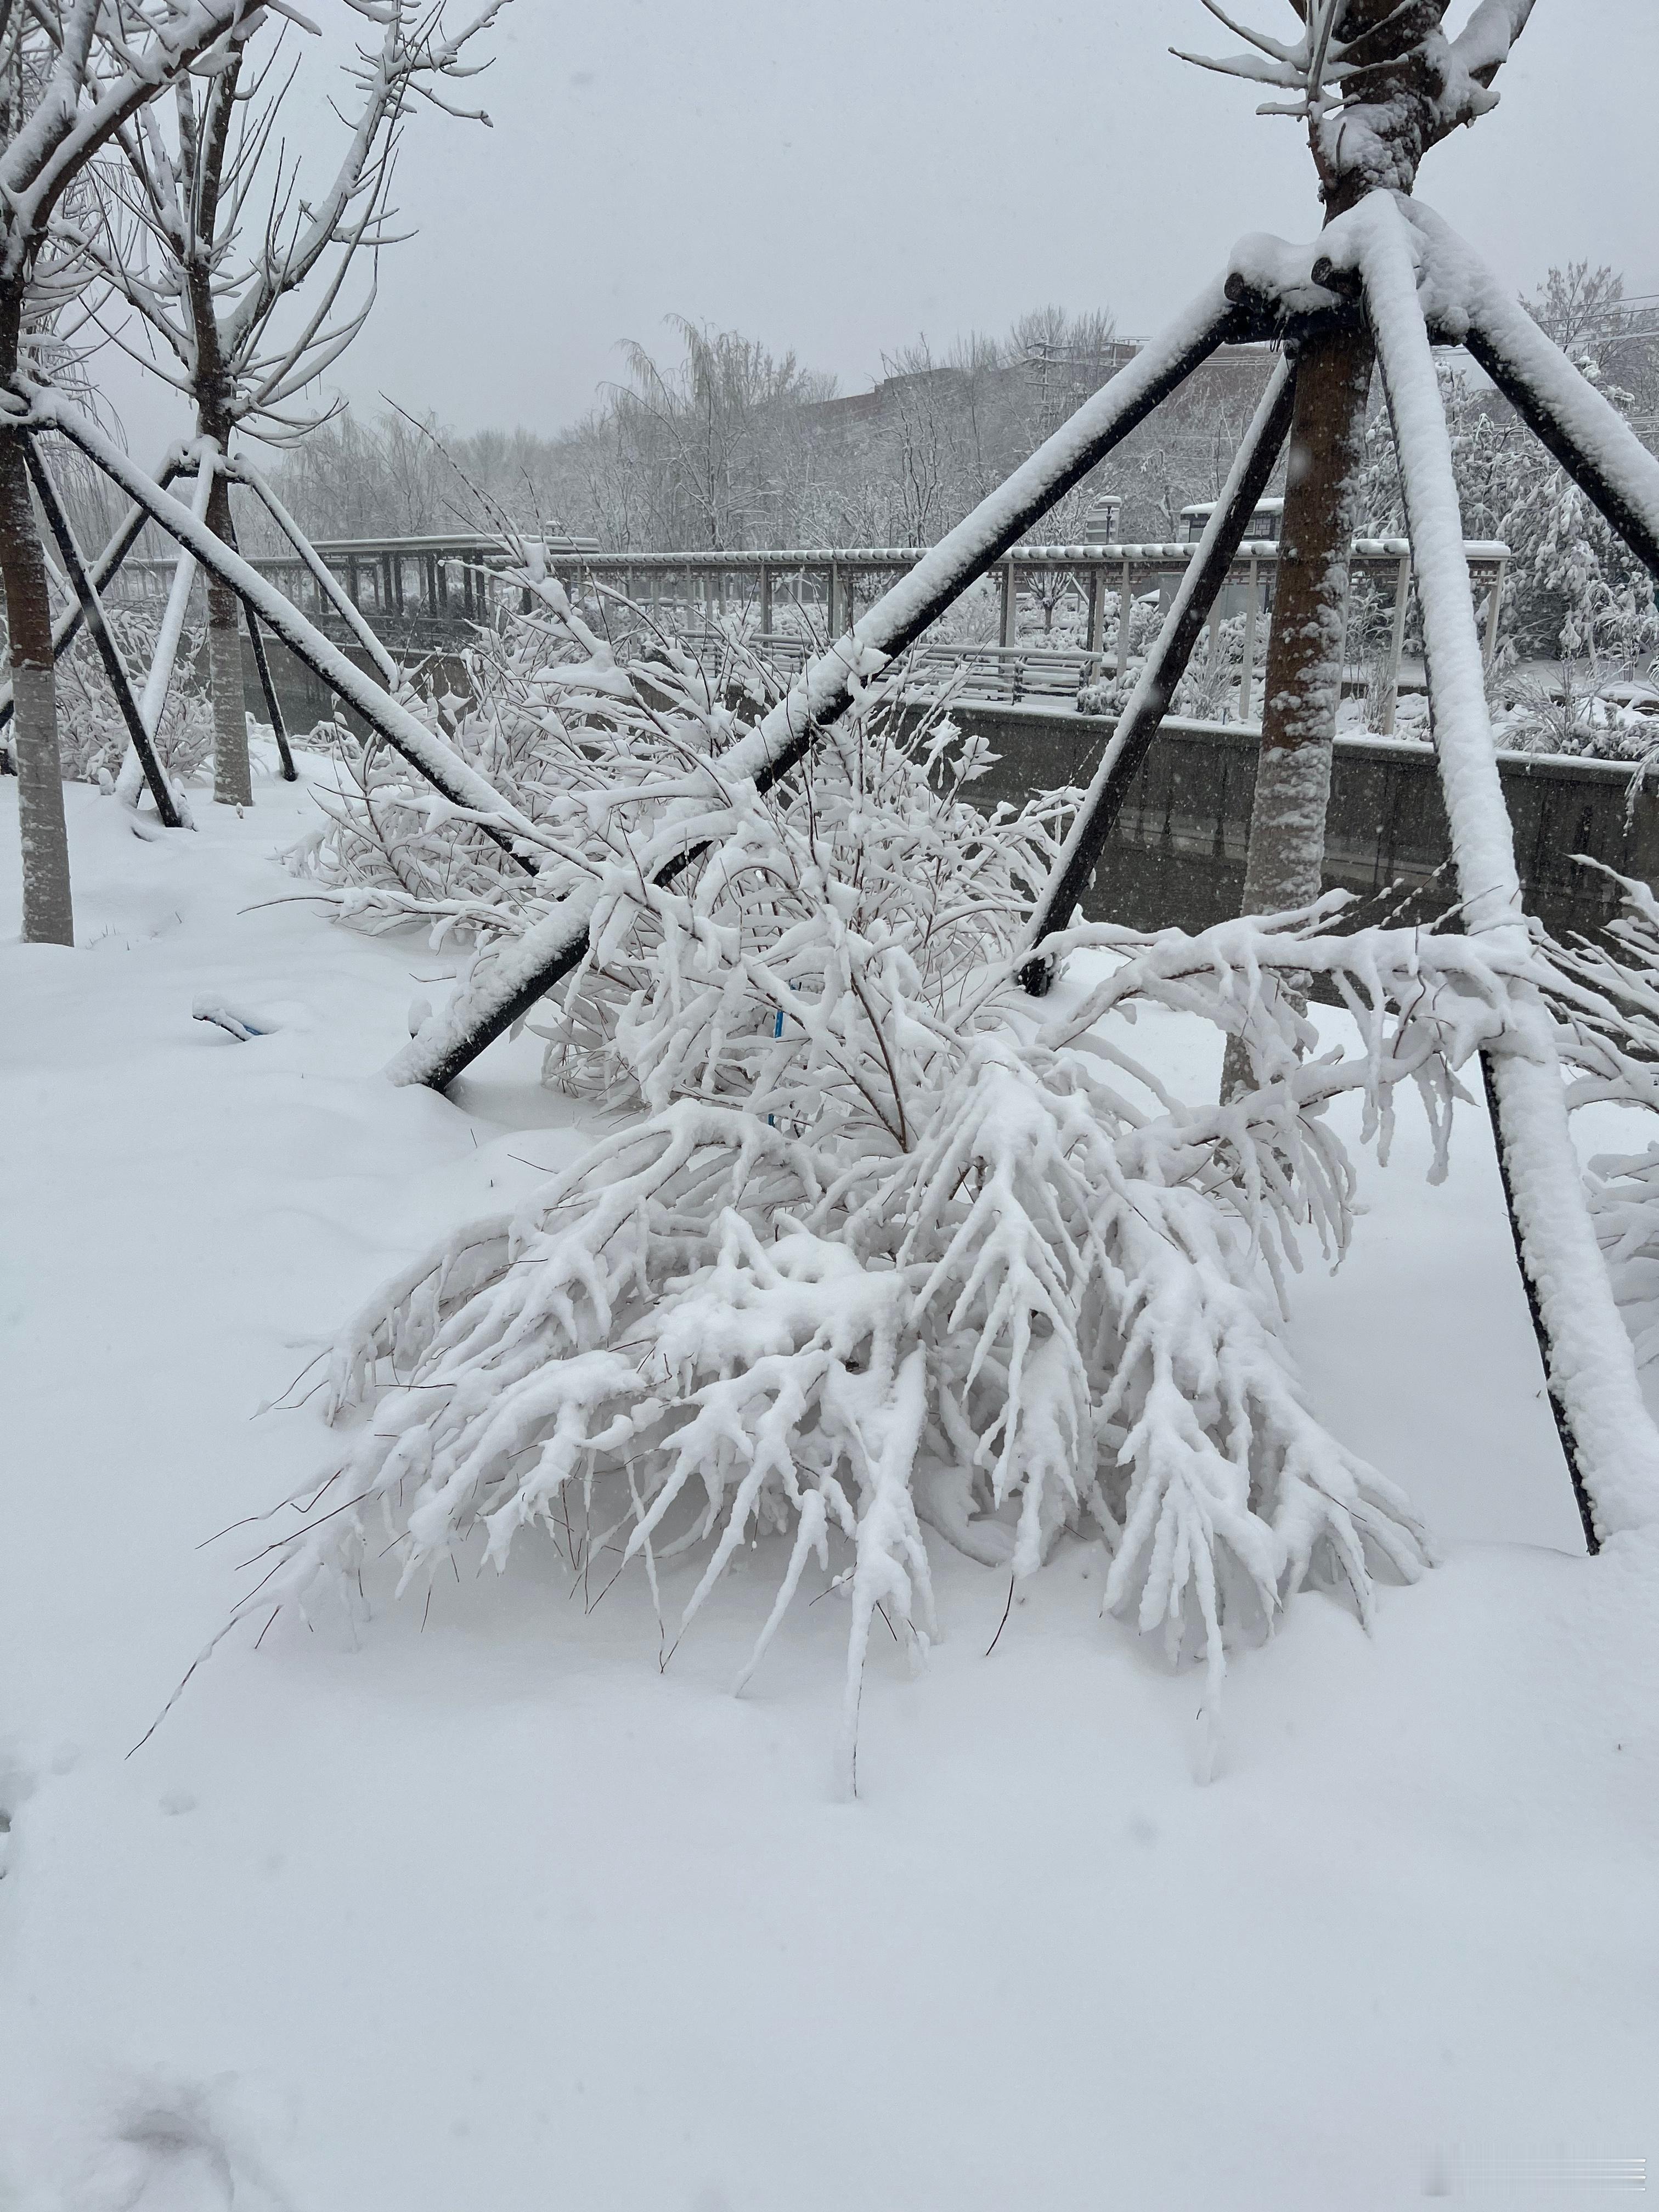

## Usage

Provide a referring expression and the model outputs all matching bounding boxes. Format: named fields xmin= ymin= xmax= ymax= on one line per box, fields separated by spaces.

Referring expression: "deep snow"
xmin=2 ymin=768 xmax=1654 ymax=2210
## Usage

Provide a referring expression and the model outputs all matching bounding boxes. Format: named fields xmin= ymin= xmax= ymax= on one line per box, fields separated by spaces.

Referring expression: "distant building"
xmin=1179 ymin=496 xmax=1282 ymax=544
xmin=1161 ymin=498 xmax=1283 ymax=627
xmin=1084 ymin=492 xmax=1124 ymax=544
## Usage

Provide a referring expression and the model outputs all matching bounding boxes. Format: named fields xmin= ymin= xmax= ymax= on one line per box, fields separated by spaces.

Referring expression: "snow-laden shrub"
xmin=1172 ymin=610 xmax=1253 ymax=725
xmin=1542 ymin=868 xmax=1659 ymax=1357
xmin=286 ymin=613 xmax=584 ymax=917
xmin=54 ymin=607 xmax=215 ymax=787
xmin=1077 ymin=593 xmax=1166 ymax=715
xmin=211 ymin=578 xmax=1534 ymax=1786
xmin=1494 ymin=671 xmax=1659 ymax=765
xmin=287 ymin=603 xmax=860 ymax=931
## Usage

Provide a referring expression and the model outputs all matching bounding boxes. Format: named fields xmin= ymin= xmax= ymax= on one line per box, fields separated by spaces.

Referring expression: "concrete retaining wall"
xmin=910 ymin=698 xmax=1658 ymax=943
xmin=248 ymin=637 xmax=1657 ymax=946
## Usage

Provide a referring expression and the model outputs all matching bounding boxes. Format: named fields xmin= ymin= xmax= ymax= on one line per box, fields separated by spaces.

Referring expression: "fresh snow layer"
xmin=3 ymin=769 xmax=1656 ymax=2210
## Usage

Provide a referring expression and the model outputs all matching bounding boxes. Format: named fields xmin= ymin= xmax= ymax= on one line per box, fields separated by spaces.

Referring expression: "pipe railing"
xmin=95 ymin=531 xmax=1510 ymax=735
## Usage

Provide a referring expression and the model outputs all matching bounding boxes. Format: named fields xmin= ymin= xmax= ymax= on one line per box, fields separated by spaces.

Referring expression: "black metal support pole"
xmin=37 ymin=413 xmax=536 ymax=874
xmin=245 ymin=603 xmax=297 ymax=781
xmin=0 ymin=456 xmax=183 ymax=735
xmin=219 ymin=504 xmax=297 ymax=781
xmin=1479 ymin=1052 xmax=1600 ymax=1553
xmin=24 ymin=446 xmax=184 ymax=829
xmin=396 ymin=298 xmax=1283 ymax=1092
xmin=1020 ymin=357 xmax=1299 ymax=993
xmin=1462 ymin=327 xmax=1659 ymax=585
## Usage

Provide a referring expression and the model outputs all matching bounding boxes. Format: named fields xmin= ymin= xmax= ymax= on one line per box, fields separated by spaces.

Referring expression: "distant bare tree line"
xmin=258 ymin=304 xmax=1269 ymax=554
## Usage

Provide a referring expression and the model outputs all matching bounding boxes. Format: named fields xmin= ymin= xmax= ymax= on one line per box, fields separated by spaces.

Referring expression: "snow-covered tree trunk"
xmin=1193 ymin=0 xmax=1539 ymax=1090
xmin=1234 ymin=319 xmax=1372 ymax=921
xmin=0 ymin=419 xmax=72 ymax=943
xmin=1182 ymin=1 xmax=1537 ymax=921
xmin=182 ymin=51 xmax=252 ymax=810
xmin=202 ymin=448 xmax=251 ymax=807
xmin=0 ymin=0 xmax=258 ymax=934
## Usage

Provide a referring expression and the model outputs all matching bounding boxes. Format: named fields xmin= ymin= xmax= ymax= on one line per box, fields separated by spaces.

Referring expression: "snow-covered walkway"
xmin=2 ymin=770 xmax=1654 ymax=2209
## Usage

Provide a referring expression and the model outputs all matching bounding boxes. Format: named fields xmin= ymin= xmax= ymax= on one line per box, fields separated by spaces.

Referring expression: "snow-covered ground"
xmin=2 ymin=766 xmax=1655 ymax=2210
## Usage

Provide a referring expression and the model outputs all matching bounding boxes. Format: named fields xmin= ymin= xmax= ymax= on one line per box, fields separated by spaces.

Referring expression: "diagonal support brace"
xmin=1020 ymin=355 xmax=1297 ymax=990
xmin=386 ymin=281 xmax=1265 ymax=1092
xmin=29 ymin=397 xmax=541 ymax=874
xmin=24 ymin=445 xmax=185 ymax=828
xmin=0 ymin=456 xmax=184 ymax=733
xmin=1355 ymin=189 xmax=1659 ymax=1548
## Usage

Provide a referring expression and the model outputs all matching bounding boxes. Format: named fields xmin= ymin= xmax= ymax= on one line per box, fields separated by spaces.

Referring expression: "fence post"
xmin=1239 ymin=555 xmax=1260 ymax=721
xmin=759 ymin=561 xmax=772 ymax=634
xmin=1086 ymin=565 xmax=1104 ymax=655
xmin=1116 ymin=558 xmax=1133 ymax=681
xmin=1379 ymin=546 xmax=1410 ymax=735
xmin=1484 ymin=558 xmax=1506 ymax=672
xmin=1000 ymin=558 xmax=1017 ymax=647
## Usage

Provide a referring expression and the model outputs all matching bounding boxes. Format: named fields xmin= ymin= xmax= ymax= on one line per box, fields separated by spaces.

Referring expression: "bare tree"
xmin=1178 ymin=1 xmax=1538 ymax=935
xmin=81 ymin=0 xmax=503 ymax=807
xmin=607 ymin=319 xmax=833 ymax=551
xmin=870 ymin=342 xmax=960 ymax=544
xmin=1 ymin=0 xmax=258 ymax=942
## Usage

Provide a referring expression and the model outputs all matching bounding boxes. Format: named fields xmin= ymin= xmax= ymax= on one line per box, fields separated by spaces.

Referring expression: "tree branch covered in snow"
xmin=73 ymin=1 xmax=505 ymax=446
xmin=1175 ymin=2 xmax=1538 ymax=203
xmin=0 ymin=2 xmax=261 ymax=290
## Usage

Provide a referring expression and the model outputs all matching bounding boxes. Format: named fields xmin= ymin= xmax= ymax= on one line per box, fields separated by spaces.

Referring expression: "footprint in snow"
xmin=78 ymin=2078 xmax=295 ymax=2212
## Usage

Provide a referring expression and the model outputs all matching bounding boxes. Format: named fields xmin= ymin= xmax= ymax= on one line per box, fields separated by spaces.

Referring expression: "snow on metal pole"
xmin=116 ymin=454 xmax=217 ymax=809
xmin=229 ymin=456 xmax=400 ymax=689
xmin=387 ymin=280 xmax=1257 ymax=1094
xmin=0 ymin=457 xmax=184 ymax=730
xmin=1404 ymin=202 xmax=1659 ymax=585
xmin=1353 ymin=190 xmax=1659 ymax=1547
xmin=32 ymin=396 xmax=543 ymax=869
xmin=24 ymin=445 xmax=186 ymax=829
xmin=1020 ymin=356 xmax=1297 ymax=989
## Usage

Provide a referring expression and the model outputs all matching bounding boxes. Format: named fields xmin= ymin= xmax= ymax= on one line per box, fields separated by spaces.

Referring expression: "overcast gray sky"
xmin=109 ymin=0 xmax=1659 ymax=456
